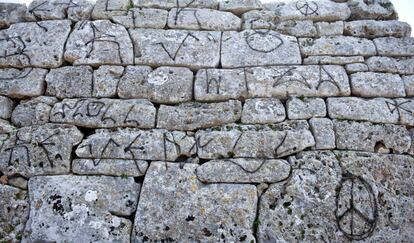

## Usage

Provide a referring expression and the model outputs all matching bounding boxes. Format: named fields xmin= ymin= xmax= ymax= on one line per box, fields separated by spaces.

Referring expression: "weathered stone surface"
xmin=263 ymin=0 xmax=351 ymax=21
xmin=345 ymin=63 xmax=368 ymax=73
xmin=46 ymin=66 xmax=93 ymax=98
xmin=350 ymin=72 xmax=405 ymax=98
xmin=72 ymin=159 xmax=148 ymax=177
xmin=0 ymin=20 xmax=71 ymax=68
xmin=309 ymin=117 xmax=335 ymax=150
xmin=219 ymin=0 xmax=262 ymax=15
xmin=221 ymin=30 xmax=301 ymax=68
xmin=0 ymin=119 xmax=15 ymax=133
xmin=0 ymin=68 xmax=47 ymax=98
xmin=303 ymin=55 xmax=364 ymax=65
xmin=374 ymin=37 xmax=414 ymax=57
xmin=366 ymin=56 xmax=414 ymax=75
xmin=194 ymin=68 xmax=248 ymax=101
xmin=133 ymin=162 xmax=257 ymax=242
xmin=50 ymin=98 xmax=156 ymax=128
xmin=0 ymin=95 xmax=14 ymax=119
xmin=28 ymin=0 xmax=94 ymax=21
xmin=344 ymin=20 xmax=411 ymax=38
xmin=403 ymin=75 xmax=414 ymax=96
xmin=134 ymin=0 xmax=219 ymax=9
xmin=112 ymin=8 xmax=168 ymax=28
xmin=196 ymin=158 xmax=291 ymax=183
xmin=130 ymin=28 xmax=221 ymax=69
xmin=348 ymin=0 xmax=397 ymax=20
xmin=0 ymin=124 xmax=83 ymax=177
xmin=91 ymin=0 xmax=129 ymax=19
xmin=334 ymin=120 xmax=411 ymax=153
xmin=11 ymin=96 xmax=58 ymax=127
xmin=76 ymin=129 xmax=196 ymax=161
xmin=93 ymin=65 xmax=124 ymax=98
xmin=0 ymin=3 xmax=29 ymax=29
xmin=23 ymin=175 xmax=140 ymax=243
xmin=168 ymin=8 xmax=241 ymax=30
xmin=118 ymin=66 xmax=193 ymax=104
xmin=246 ymin=65 xmax=350 ymax=98
xmin=287 ymin=97 xmax=326 ymax=120
xmin=241 ymin=98 xmax=286 ymax=124
xmin=64 ymin=20 xmax=134 ymax=66
xmin=196 ymin=121 xmax=315 ymax=159
xmin=0 ymin=184 xmax=29 ymax=243
xmin=157 ymin=100 xmax=242 ymax=131
xmin=315 ymin=21 xmax=344 ymax=36
xmin=299 ymin=36 xmax=377 ymax=56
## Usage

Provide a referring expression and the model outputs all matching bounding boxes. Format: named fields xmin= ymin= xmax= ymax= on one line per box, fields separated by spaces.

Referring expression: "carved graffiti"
xmin=245 ymin=29 xmax=283 ymax=53
xmin=386 ymin=100 xmax=412 ymax=122
xmin=155 ymin=33 xmax=200 ymax=61
xmin=0 ymin=35 xmax=31 ymax=66
xmin=272 ymin=67 xmax=312 ymax=89
xmin=295 ymin=0 xmax=319 ymax=16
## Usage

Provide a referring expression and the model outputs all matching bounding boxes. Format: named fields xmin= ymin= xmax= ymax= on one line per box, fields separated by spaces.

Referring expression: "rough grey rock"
xmin=350 ymin=72 xmax=405 ymax=98
xmin=65 ymin=20 xmax=134 ymax=66
xmin=72 ymin=159 xmax=148 ymax=177
xmin=315 ymin=21 xmax=344 ymax=36
xmin=157 ymin=100 xmax=242 ymax=131
xmin=0 ymin=119 xmax=15 ymax=133
xmin=299 ymin=36 xmax=377 ymax=56
xmin=0 ymin=95 xmax=14 ymax=119
xmin=46 ymin=66 xmax=94 ymax=98
xmin=287 ymin=97 xmax=326 ymax=120
xmin=50 ymin=98 xmax=156 ymax=128
xmin=93 ymin=65 xmax=124 ymax=98
xmin=129 ymin=29 xmax=221 ymax=70
xmin=366 ymin=56 xmax=414 ymax=75
xmin=0 ymin=3 xmax=29 ymax=29
xmin=374 ymin=37 xmax=414 ymax=57
xmin=333 ymin=120 xmax=411 ymax=153
xmin=241 ymin=98 xmax=286 ymax=124
xmin=76 ymin=129 xmax=196 ymax=161
xmin=11 ymin=96 xmax=58 ymax=127
xmin=347 ymin=0 xmax=397 ymax=20
xmin=112 ymin=8 xmax=168 ymax=28
xmin=344 ymin=20 xmax=411 ymax=38
xmin=194 ymin=68 xmax=248 ymax=102
xmin=303 ymin=55 xmax=364 ymax=65
xmin=196 ymin=158 xmax=291 ymax=183
xmin=134 ymin=0 xmax=219 ymax=10
xmin=221 ymin=30 xmax=301 ymax=68
xmin=0 ymin=20 xmax=71 ymax=68
xmin=91 ymin=0 xmax=129 ymax=20
xmin=0 ymin=68 xmax=47 ymax=98
xmin=28 ymin=0 xmax=94 ymax=21
xmin=23 ymin=175 xmax=140 ymax=243
xmin=345 ymin=63 xmax=369 ymax=73
xmin=309 ymin=117 xmax=335 ymax=150
xmin=118 ymin=66 xmax=193 ymax=104
xmin=132 ymin=162 xmax=257 ymax=242
xmin=195 ymin=121 xmax=315 ymax=159
xmin=7 ymin=176 xmax=28 ymax=190
xmin=0 ymin=124 xmax=83 ymax=177
xmin=246 ymin=65 xmax=350 ymax=98
xmin=219 ymin=0 xmax=262 ymax=15
xmin=0 ymin=184 xmax=29 ymax=243
xmin=168 ymin=8 xmax=241 ymax=30
xmin=403 ymin=75 xmax=414 ymax=96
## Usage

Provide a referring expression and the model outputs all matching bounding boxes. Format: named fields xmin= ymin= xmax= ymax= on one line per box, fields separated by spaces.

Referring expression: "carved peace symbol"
xmin=295 ymin=0 xmax=319 ymax=16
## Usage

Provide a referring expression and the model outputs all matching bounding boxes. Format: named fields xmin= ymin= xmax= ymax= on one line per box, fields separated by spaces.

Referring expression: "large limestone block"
xmin=287 ymin=97 xmax=326 ymax=120
xmin=0 ymin=3 xmax=29 ymax=29
xmin=46 ymin=66 xmax=93 ymax=98
xmin=0 ymin=68 xmax=47 ymax=98
xmin=366 ymin=56 xmax=414 ymax=75
xmin=344 ymin=20 xmax=411 ymax=38
xmin=196 ymin=158 xmax=291 ymax=183
xmin=195 ymin=121 xmax=315 ymax=159
xmin=347 ymin=0 xmax=397 ymax=20
xmin=219 ymin=0 xmax=262 ymax=15
xmin=350 ymin=72 xmax=406 ymax=98
xmin=64 ymin=20 xmax=134 ymax=66
xmin=0 ymin=124 xmax=83 ymax=177
xmin=134 ymin=0 xmax=219 ymax=10
xmin=50 ymin=98 xmax=156 ymax=128
xmin=23 ymin=175 xmax=140 ymax=243
xmin=0 ymin=95 xmax=14 ymax=119
xmin=333 ymin=120 xmax=411 ymax=153
xmin=76 ymin=129 xmax=196 ymax=161
xmin=309 ymin=117 xmax=335 ymax=150
xmin=246 ymin=65 xmax=350 ymax=98
xmin=11 ymin=96 xmax=58 ymax=127
xmin=92 ymin=0 xmax=129 ymax=19
xmin=315 ymin=21 xmax=344 ymax=37
xmin=221 ymin=30 xmax=301 ymax=68
xmin=132 ymin=162 xmax=257 ymax=242
xmin=299 ymin=36 xmax=377 ymax=56
xmin=28 ymin=0 xmax=94 ymax=21
xmin=0 ymin=20 xmax=71 ymax=68
xmin=129 ymin=29 xmax=221 ymax=70
xmin=157 ymin=100 xmax=242 ymax=131
xmin=93 ymin=65 xmax=124 ymax=98
xmin=403 ymin=75 xmax=414 ymax=96
xmin=72 ymin=159 xmax=148 ymax=177
xmin=168 ymin=8 xmax=241 ymax=30
xmin=374 ymin=37 xmax=414 ymax=57
xmin=112 ymin=8 xmax=168 ymax=28
xmin=241 ymin=98 xmax=286 ymax=124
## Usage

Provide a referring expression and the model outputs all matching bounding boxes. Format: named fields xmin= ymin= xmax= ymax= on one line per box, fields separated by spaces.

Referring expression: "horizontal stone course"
xmin=299 ymin=36 xmax=377 ymax=56
xmin=350 ymin=72 xmax=406 ymax=98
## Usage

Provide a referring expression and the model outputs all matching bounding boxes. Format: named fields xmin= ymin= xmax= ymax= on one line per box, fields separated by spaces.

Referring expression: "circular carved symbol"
xmin=335 ymin=173 xmax=378 ymax=240
xmin=245 ymin=32 xmax=283 ymax=53
xmin=295 ymin=0 xmax=319 ymax=16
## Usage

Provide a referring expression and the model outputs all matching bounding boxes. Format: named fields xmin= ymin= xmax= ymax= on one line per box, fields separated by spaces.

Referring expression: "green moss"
xmin=121 ymin=174 xmax=128 ymax=179
xmin=227 ymin=151 xmax=235 ymax=158
xmin=127 ymin=0 xmax=134 ymax=10
xmin=287 ymin=208 xmax=293 ymax=215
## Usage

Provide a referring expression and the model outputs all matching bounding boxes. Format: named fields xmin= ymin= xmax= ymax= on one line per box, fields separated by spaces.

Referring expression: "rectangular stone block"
xmin=303 ymin=55 xmax=364 ymax=65
xmin=344 ymin=20 xmax=411 ymax=38
xmin=350 ymin=72 xmax=406 ymax=98
xmin=93 ymin=65 xmax=125 ymax=98
xmin=345 ymin=63 xmax=369 ymax=74
xmin=366 ymin=56 xmax=414 ymax=75
xmin=374 ymin=37 xmax=414 ymax=57
xmin=299 ymin=36 xmax=377 ymax=56
xmin=28 ymin=0 xmax=93 ymax=21
xmin=134 ymin=0 xmax=219 ymax=10
xmin=315 ymin=21 xmax=344 ymax=36
xmin=348 ymin=0 xmax=397 ymax=20
xmin=112 ymin=8 xmax=168 ymax=28
xmin=157 ymin=100 xmax=242 ymax=131
xmin=129 ymin=28 xmax=221 ymax=70
xmin=287 ymin=97 xmax=326 ymax=120
xmin=0 ymin=96 xmax=14 ymax=119
xmin=0 ymin=20 xmax=71 ymax=68
xmin=403 ymin=75 xmax=414 ymax=97
xmin=11 ymin=96 xmax=58 ymax=127
xmin=309 ymin=118 xmax=335 ymax=150
xmin=221 ymin=30 xmax=301 ymax=68
xmin=241 ymin=98 xmax=286 ymax=124
xmin=195 ymin=121 xmax=315 ymax=159
xmin=46 ymin=66 xmax=93 ymax=98
xmin=75 ymin=129 xmax=196 ymax=161
xmin=219 ymin=0 xmax=262 ymax=15
xmin=0 ymin=68 xmax=47 ymax=99
xmin=50 ymin=98 xmax=156 ymax=128
xmin=92 ymin=0 xmax=129 ymax=19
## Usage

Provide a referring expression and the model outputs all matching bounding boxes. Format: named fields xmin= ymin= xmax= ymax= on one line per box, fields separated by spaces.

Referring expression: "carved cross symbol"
xmin=386 ymin=100 xmax=413 ymax=122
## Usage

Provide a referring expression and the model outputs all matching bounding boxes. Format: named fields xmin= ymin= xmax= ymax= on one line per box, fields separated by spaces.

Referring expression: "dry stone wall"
xmin=0 ymin=0 xmax=413 ymax=242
